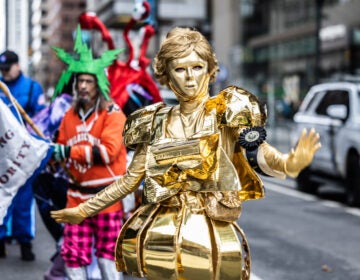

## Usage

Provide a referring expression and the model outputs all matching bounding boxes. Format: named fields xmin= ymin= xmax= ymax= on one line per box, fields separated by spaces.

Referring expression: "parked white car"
xmin=291 ymin=79 xmax=360 ymax=206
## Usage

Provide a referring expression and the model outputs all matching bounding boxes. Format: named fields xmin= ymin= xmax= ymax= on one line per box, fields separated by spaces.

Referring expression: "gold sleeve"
xmin=78 ymin=144 xmax=147 ymax=217
xmin=256 ymin=142 xmax=287 ymax=179
xmin=255 ymin=128 xmax=321 ymax=178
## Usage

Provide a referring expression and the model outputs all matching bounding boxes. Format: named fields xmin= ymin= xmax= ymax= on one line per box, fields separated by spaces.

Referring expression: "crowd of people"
xmin=0 ymin=17 xmax=321 ymax=280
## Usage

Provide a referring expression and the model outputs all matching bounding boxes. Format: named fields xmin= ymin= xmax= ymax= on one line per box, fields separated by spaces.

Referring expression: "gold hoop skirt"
xmin=115 ymin=192 xmax=250 ymax=280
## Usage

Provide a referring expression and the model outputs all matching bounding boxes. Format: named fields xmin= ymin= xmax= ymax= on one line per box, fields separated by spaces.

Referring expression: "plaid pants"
xmin=61 ymin=211 xmax=122 ymax=267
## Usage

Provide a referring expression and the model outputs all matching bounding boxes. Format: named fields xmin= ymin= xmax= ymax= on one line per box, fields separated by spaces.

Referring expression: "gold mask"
xmin=168 ymin=51 xmax=210 ymax=102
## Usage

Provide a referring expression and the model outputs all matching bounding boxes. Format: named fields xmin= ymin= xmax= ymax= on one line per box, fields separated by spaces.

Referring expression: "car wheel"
xmin=345 ymin=152 xmax=360 ymax=207
xmin=295 ymin=167 xmax=319 ymax=194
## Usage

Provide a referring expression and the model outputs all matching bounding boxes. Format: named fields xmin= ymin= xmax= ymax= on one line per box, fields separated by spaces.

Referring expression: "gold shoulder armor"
xmin=210 ymin=85 xmax=267 ymax=128
xmin=123 ymin=102 xmax=166 ymax=148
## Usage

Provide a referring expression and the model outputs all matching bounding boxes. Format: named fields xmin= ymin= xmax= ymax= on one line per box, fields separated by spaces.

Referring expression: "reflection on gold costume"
xmin=80 ymin=86 xmax=291 ymax=279
xmin=116 ymin=192 xmax=248 ymax=280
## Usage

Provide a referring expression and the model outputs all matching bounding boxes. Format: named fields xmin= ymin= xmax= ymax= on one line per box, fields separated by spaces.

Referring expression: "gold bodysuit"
xmin=79 ymin=86 xmax=290 ymax=280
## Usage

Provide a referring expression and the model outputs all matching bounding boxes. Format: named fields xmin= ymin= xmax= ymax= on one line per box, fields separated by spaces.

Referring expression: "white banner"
xmin=0 ymin=99 xmax=50 ymax=223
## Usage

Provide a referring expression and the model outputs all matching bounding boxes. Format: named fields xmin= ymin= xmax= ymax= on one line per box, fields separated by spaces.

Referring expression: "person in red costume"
xmin=79 ymin=0 xmax=162 ymax=116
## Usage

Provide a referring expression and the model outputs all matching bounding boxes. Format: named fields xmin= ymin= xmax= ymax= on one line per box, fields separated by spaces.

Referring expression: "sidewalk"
xmin=0 ymin=209 xmax=57 ymax=280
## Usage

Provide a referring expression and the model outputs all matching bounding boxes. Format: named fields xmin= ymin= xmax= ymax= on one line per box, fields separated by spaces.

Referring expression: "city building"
xmin=2 ymin=0 xmax=359 ymax=105
xmin=1 ymin=0 xmax=31 ymax=74
xmin=240 ymin=0 xmax=360 ymax=107
xmin=1 ymin=0 xmax=86 ymax=97
xmin=36 ymin=0 xmax=86 ymax=95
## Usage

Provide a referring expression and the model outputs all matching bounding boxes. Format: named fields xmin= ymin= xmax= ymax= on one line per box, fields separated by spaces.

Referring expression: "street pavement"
xmin=0 ymin=208 xmax=62 ymax=280
xmin=0 ymin=208 xmax=141 ymax=280
xmin=0 ymin=121 xmax=292 ymax=280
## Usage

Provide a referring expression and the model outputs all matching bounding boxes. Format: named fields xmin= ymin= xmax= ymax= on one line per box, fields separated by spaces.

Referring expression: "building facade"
xmin=2 ymin=0 xmax=359 ymax=106
xmin=36 ymin=0 xmax=86 ymax=94
xmin=1 ymin=0 xmax=86 ymax=97
xmin=240 ymin=0 xmax=360 ymax=109
xmin=1 ymin=0 xmax=30 ymax=74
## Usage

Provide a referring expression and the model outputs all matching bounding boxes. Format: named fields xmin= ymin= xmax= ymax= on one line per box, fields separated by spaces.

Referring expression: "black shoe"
xmin=20 ymin=242 xmax=35 ymax=261
xmin=0 ymin=240 xmax=6 ymax=258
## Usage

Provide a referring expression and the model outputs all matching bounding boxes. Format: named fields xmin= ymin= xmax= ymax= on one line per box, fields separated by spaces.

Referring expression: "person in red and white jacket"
xmin=51 ymin=26 xmax=126 ymax=280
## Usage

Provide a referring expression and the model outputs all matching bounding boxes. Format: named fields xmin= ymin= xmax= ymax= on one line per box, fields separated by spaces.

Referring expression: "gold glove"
xmin=50 ymin=206 xmax=88 ymax=224
xmin=284 ymin=128 xmax=321 ymax=177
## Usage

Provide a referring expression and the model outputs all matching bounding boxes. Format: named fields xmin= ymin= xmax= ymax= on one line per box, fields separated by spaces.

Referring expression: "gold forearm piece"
xmin=79 ymin=144 xmax=147 ymax=216
xmin=256 ymin=142 xmax=287 ymax=178
xmin=255 ymin=128 xmax=321 ymax=178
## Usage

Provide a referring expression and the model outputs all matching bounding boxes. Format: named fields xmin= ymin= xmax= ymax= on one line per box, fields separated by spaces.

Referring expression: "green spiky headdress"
xmin=52 ymin=25 xmax=124 ymax=101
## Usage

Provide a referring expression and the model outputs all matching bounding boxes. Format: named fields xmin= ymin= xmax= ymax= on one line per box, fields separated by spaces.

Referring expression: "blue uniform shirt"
xmin=0 ymin=72 xmax=45 ymax=118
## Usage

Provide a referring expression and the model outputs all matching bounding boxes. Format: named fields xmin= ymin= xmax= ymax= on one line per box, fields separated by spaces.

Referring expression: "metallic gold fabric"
xmin=142 ymin=89 xmax=268 ymax=204
xmin=115 ymin=203 xmax=160 ymax=277
xmin=204 ymin=191 xmax=242 ymax=222
xmin=256 ymin=142 xmax=288 ymax=179
xmin=232 ymin=145 xmax=265 ymax=201
xmin=144 ymin=133 xmax=221 ymax=203
xmin=78 ymin=85 xmax=282 ymax=279
xmin=115 ymin=192 xmax=246 ymax=280
xmin=123 ymin=102 xmax=166 ymax=148
xmin=217 ymin=86 xmax=266 ymax=128
xmin=211 ymin=219 xmax=244 ymax=280
xmin=81 ymin=86 xmax=270 ymax=216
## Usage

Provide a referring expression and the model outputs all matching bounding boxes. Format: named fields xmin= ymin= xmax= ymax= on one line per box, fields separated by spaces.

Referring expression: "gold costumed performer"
xmin=51 ymin=27 xmax=321 ymax=280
